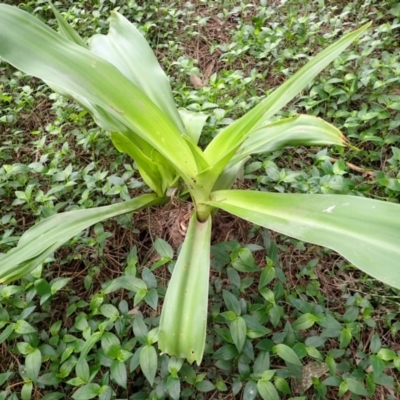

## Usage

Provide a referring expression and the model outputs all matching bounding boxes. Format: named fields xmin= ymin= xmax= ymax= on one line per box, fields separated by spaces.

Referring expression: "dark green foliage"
xmin=0 ymin=0 xmax=399 ymax=398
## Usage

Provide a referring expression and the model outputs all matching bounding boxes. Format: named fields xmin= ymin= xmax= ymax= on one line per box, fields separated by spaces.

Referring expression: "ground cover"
xmin=0 ymin=0 xmax=400 ymax=399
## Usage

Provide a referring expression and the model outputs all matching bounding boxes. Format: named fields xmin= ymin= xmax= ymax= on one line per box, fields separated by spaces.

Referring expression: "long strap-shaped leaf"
xmin=48 ymin=2 xmax=87 ymax=47
xmin=204 ymin=23 xmax=370 ymax=166
xmin=0 ymin=5 xmax=198 ymax=180
xmin=159 ymin=213 xmax=212 ymax=364
xmin=230 ymin=115 xmax=347 ymax=165
xmin=48 ymin=6 xmax=185 ymax=194
xmin=207 ymin=190 xmax=400 ymax=289
xmin=89 ymin=12 xmax=186 ymax=134
xmin=57 ymin=91 xmax=176 ymax=195
xmin=0 ymin=194 xmax=165 ymax=283
xmin=110 ymin=132 xmax=165 ymax=196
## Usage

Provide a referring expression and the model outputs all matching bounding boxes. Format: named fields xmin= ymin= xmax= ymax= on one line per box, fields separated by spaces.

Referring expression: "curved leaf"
xmin=231 ymin=114 xmax=347 ymax=164
xmin=212 ymin=156 xmax=250 ymax=191
xmin=110 ymin=131 xmax=164 ymax=196
xmin=208 ymin=190 xmax=400 ymax=289
xmin=204 ymin=23 xmax=370 ymax=166
xmin=178 ymin=109 xmax=208 ymax=145
xmin=0 ymin=194 xmax=165 ymax=283
xmin=0 ymin=5 xmax=197 ymax=179
xmin=89 ymin=12 xmax=185 ymax=133
xmin=48 ymin=2 xmax=87 ymax=47
xmin=159 ymin=213 xmax=212 ymax=364
xmin=71 ymin=384 xmax=100 ymax=400
xmin=274 ymin=343 xmax=302 ymax=366
xmin=76 ymin=102 xmax=177 ymax=194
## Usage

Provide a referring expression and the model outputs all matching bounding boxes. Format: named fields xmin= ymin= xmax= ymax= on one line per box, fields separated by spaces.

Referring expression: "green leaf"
xmin=0 ymin=6 xmax=198 ymax=180
xmin=260 ymin=287 xmax=275 ymax=303
xmin=274 ymin=344 xmax=302 ymax=366
xmin=146 ymin=327 xmax=159 ymax=345
xmin=117 ymin=349 xmax=133 ymax=363
xmin=325 ymin=356 xmax=336 ymax=375
xmin=373 ymin=373 xmax=395 ymax=387
xmin=370 ymin=333 xmax=381 ymax=353
xmin=154 ymin=238 xmax=174 ymax=260
xmin=89 ymin=12 xmax=185 ymax=133
xmin=132 ymin=316 xmax=148 ymax=343
xmin=223 ymin=290 xmax=241 ymax=316
xmin=212 ymin=344 xmax=238 ymax=361
xmin=80 ymin=332 xmax=102 ymax=359
xmin=257 ymin=380 xmax=280 ymax=400
xmin=168 ymin=357 xmax=184 ymax=376
xmin=345 ymin=378 xmax=368 ymax=396
xmin=343 ymin=306 xmax=358 ymax=323
xmin=180 ymin=364 xmax=196 ymax=384
xmin=261 ymin=370 xmax=276 ymax=381
xmin=35 ymin=279 xmax=51 ymax=303
xmin=178 ymin=109 xmax=208 ymax=145
xmin=110 ymin=360 xmax=127 ymax=389
xmin=377 ymin=348 xmax=396 ymax=361
xmin=49 ymin=320 xmax=62 ymax=336
xmin=75 ymin=358 xmax=90 ymax=383
xmin=338 ymin=380 xmax=349 ymax=396
xmin=340 ymin=328 xmax=352 ymax=348
xmin=110 ymin=131 xmax=166 ymax=196
xmin=0 ymin=372 xmax=13 ymax=387
xmin=37 ymin=372 xmax=62 ymax=386
xmin=274 ymin=376 xmax=291 ymax=395
xmin=195 ymin=380 xmax=215 ymax=392
xmin=232 ymin=115 xmax=347 ymax=165
xmin=48 ymin=2 xmax=87 ymax=47
xmin=25 ymin=349 xmax=42 ymax=382
xmin=182 ymin=135 xmax=210 ymax=172
xmin=212 ymin=156 xmax=250 ymax=191
xmin=145 ymin=288 xmax=158 ymax=310
xmin=292 ymin=314 xmax=316 ymax=330
xmin=0 ymin=323 xmax=14 ymax=344
xmin=98 ymin=386 xmax=112 ymax=400
xmin=230 ymin=317 xmax=247 ymax=353
xmin=166 ymin=376 xmax=181 ymax=400
xmin=17 ymin=342 xmax=33 ymax=355
xmin=21 ymin=382 xmax=32 ymax=400
xmin=103 ymin=275 xmax=147 ymax=294
xmin=305 ymin=336 xmax=326 ymax=348
xmin=215 ymin=380 xmax=228 ymax=391
xmin=101 ymin=332 xmax=121 ymax=358
xmin=15 ymin=320 xmax=36 ymax=334
xmin=0 ymin=194 xmax=163 ymax=283
xmin=243 ymin=381 xmax=258 ymax=400
xmin=204 ymin=23 xmax=370 ymax=166
xmin=129 ymin=347 xmax=141 ymax=373
xmin=208 ymin=190 xmax=400 ymax=289
xmin=370 ymin=355 xmax=385 ymax=379
xmin=258 ymin=266 xmax=275 ymax=289
xmin=100 ymin=304 xmax=119 ymax=319
xmin=159 ymin=214 xmax=212 ymax=364
xmin=254 ymin=352 xmax=270 ymax=378
xmin=51 ymin=278 xmax=71 ymax=294
xmin=72 ymin=384 xmax=101 ymax=400
xmin=292 ymin=343 xmax=307 ymax=359
xmin=139 ymin=345 xmax=157 ymax=386
xmin=306 ymin=346 xmax=323 ymax=360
